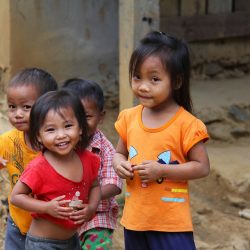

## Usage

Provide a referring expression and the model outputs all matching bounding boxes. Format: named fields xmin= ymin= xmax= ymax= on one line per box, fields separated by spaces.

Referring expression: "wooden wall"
xmin=160 ymin=0 xmax=250 ymax=41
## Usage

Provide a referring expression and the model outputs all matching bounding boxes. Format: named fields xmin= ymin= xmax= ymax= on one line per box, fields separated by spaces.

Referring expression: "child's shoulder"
xmin=77 ymin=150 xmax=100 ymax=173
xmin=119 ymin=105 xmax=141 ymax=114
xmin=0 ymin=128 xmax=23 ymax=139
xmin=179 ymin=107 xmax=204 ymax=124
xmin=77 ymin=149 xmax=99 ymax=161
xmin=117 ymin=105 xmax=142 ymax=121
xmin=22 ymin=153 xmax=46 ymax=175
xmin=91 ymin=129 xmax=114 ymax=147
xmin=178 ymin=107 xmax=208 ymax=133
xmin=26 ymin=153 xmax=45 ymax=167
xmin=0 ymin=129 xmax=25 ymax=149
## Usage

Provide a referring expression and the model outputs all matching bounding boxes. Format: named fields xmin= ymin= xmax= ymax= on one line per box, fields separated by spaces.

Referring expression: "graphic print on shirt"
xmin=128 ymin=146 xmax=187 ymax=203
xmin=3 ymin=137 xmax=24 ymax=186
xmin=156 ymin=151 xmax=179 ymax=184
xmin=129 ymin=146 xmax=137 ymax=159
xmin=128 ymin=146 xmax=179 ymax=184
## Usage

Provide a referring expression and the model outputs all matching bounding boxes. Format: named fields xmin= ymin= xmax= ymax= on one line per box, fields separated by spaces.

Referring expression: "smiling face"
xmin=7 ymin=85 xmax=39 ymax=131
xmin=131 ymin=55 xmax=175 ymax=111
xmin=37 ymin=107 xmax=82 ymax=157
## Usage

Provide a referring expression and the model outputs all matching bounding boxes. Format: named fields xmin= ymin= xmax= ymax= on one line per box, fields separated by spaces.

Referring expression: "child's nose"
xmin=138 ymin=81 xmax=150 ymax=92
xmin=15 ymin=108 xmax=24 ymax=117
xmin=56 ymin=129 xmax=66 ymax=138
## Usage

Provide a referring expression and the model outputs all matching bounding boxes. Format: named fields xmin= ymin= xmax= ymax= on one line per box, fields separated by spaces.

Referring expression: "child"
xmin=62 ymin=78 xmax=122 ymax=249
xmin=113 ymin=31 xmax=210 ymax=250
xmin=0 ymin=68 xmax=58 ymax=250
xmin=10 ymin=89 xmax=101 ymax=250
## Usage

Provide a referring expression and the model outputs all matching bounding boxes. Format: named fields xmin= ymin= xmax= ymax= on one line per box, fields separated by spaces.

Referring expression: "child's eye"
xmin=45 ymin=128 xmax=55 ymax=132
xmin=65 ymin=124 xmax=73 ymax=128
xmin=132 ymin=75 xmax=140 ymax=81
xmin=8 ymin=104 xmax=16 ymax=110
xmin=152 ymin=76 xmax=160 ymax=82
xmin=23 ymin=105 xmax=32 ymax=110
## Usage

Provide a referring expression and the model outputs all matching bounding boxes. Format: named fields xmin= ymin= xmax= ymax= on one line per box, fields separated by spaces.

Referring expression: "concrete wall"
xmin=190 ymin=37 xmax=250 ymax=79
xmin=1 ymin=0 xmax=118 ymax=106
xmin=1 ymin=1 xmax=249 ymax=109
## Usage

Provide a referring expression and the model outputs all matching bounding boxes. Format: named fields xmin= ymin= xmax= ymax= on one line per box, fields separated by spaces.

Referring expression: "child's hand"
xmin=115 ymin=160 xmax=134 ymax=179
xmin=69 ymin=203 xmax=96 ymax=225
xmin=133 ymin=160 xmax=163 ymax=183
xmin=0 ymin=156 xmax=7 ymax=167
xmin=45 ymin=195 xmax=73 ymax=219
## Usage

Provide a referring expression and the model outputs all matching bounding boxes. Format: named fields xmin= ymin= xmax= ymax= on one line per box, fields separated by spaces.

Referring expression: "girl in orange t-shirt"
xmin=113 ymin=31 xmax=210 ymax=250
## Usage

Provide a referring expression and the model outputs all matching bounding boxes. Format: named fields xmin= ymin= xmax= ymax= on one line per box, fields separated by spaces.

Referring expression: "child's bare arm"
xmin=101 ymin=184 xmax=121 ymax=200
xmin=113 ymin=137 xmax=133 ymax=179
xmin=10 ymin=180 xmax=73 ymax=219
xmin=133 ymin=141 xmax=210 ymax=182
xmin=99 ymin=143 xmax=122 ymax=199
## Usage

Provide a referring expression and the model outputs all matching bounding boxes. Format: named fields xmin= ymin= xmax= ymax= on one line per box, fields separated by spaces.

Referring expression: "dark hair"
xmin=8 ymin=68 xmax=58 ymax=96
xmin=129 ymin=31 xmax=192 ymax=112
xmin=28 ymin=89 xmax=89 ymax=151
xmin=62 ymin=78 xmax=104 ymax=111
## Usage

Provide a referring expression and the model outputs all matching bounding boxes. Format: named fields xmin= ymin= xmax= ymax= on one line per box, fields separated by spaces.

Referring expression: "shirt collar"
xmin=87 ymin=129 xmax=102 ymax=154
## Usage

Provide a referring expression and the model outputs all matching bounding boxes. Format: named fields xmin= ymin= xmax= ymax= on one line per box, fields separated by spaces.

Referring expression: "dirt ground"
xmin=1 ymin=75 xmax=250 ymax=250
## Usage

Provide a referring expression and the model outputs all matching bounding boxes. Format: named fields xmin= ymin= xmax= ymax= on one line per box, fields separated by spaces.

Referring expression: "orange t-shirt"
xmin=115 ymin=105 xmax=209 ymax=232
xmin=0 ymin=129 xmax=38 ymax=234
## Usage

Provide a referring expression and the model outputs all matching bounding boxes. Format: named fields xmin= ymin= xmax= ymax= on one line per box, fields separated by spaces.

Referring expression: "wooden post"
xmin=0 ymin=0 xmax=11 ymax=92
xmin=119 ymin=0 xmax=160 ymax=111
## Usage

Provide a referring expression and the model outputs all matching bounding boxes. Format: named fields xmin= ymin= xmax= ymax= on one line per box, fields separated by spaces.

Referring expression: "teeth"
xmin=58 ymin=142 xmax=68 ymax=146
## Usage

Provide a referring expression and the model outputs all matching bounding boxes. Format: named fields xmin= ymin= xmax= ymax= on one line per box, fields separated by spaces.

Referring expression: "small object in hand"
xmin=0 ymin=159 xmax=7 ymax=166
xmin=69 ymin=191 xmax=82 ymax=210
xmin=130 ymin=165 xmax=135 ymax=180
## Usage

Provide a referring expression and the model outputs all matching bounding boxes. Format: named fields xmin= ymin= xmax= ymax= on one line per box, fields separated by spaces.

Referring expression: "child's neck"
xmin=142 ymin=102 xmax=180 ymax=129
xmin=44 ymin=150 xmax=83 ymax=182
xmin=44 ymin=150 xmax=75 ymax=163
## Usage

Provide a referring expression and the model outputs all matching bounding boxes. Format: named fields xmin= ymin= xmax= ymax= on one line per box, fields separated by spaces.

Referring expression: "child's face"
xmin=37 ymin=107 xmax=82 ymax=157
xmin=131 ymin=55 xmax=174 ymax=110
xmin=81 ymin=99 xmax=104 ymax=137
xmin=7 ymin=85 xmax=39 ymax=132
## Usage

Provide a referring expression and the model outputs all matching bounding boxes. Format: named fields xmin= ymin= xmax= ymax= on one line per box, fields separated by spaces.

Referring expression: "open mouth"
xmin=56 ymin=142 xmax=69 ymax=148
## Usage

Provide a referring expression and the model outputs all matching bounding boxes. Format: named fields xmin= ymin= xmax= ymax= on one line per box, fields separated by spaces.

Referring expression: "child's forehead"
xmin=7 ymin=83 xmax=38 ymax=93
xmin=48 ymin=106 xmax=74 ymax=116
xmin=136 ymin=55 xmax=166 ymax=72
xmin=44 ymin=107 xmax=76 ymax=123
xmin=7 ymin=84 xmax=39 ymax=99
xmin=81 ymin=98 xmax=99 ymax=109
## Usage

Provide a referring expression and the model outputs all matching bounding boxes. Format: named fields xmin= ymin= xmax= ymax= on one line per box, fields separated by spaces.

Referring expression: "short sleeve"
xmin=114 ymin=109 xmax=128 ymax=145
xmin=183 ymin=119 xmax=209 ymax=155
xmin=20 ymin=163 xmax=43 ymax=193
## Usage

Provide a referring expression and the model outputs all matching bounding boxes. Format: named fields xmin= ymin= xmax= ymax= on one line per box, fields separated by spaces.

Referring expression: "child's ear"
xmin=37 ymin=135 xmax=42 ymax=144
xmin=99 ymin=110 xmax=106 ymax=124
xmin=175 ymin=76 xmax=182 ymax=90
